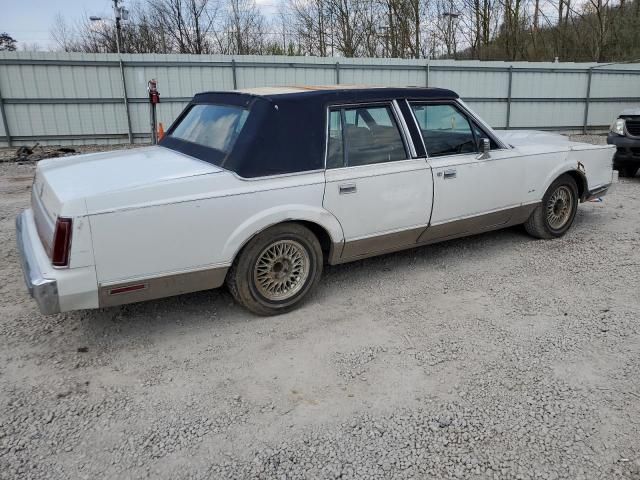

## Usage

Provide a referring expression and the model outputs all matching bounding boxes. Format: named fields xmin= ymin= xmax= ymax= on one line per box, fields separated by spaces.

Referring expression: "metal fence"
xmin=0 ymin=51 xmax=639 ymax=147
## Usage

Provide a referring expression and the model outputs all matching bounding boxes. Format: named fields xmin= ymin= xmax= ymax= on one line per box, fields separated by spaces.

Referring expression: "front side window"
xmin=170 ymin=104 xmax=249 ymax=154
xmin=410 ymin=103 xmax=477 ymax=157
xmin=327 ymin=104 xmax=407 ymax=168
xmin=471 ymin=121 xmax=500 ymax=150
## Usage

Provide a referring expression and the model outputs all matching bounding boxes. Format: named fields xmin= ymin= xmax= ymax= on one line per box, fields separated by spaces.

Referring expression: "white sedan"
xmin=16 ymin=86 xmax=614 ymax=316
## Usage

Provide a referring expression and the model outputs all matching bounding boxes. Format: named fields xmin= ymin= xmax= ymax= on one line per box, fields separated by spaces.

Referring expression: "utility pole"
xmin=114 ymin=0 xmax=123 ymax=55
xmin=90 ymin=1 xmax=132 ymax=143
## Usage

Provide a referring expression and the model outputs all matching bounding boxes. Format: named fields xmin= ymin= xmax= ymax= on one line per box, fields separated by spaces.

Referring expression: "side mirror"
xmin=477 ymin=138 xmax=491 ymax=160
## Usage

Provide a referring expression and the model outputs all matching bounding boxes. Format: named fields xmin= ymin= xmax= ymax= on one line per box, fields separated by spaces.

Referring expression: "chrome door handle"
xmin=339 ymin=183 xmax=357 ymax=194
xmin=443 ymin=169 xmax=457 ymax=179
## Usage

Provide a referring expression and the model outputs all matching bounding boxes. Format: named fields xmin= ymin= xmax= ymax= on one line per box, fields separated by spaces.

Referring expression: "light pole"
xmin=90 ymin=1 xmax=133 ymax=143
xmin=441 ymin=12 xmax=460 ymax=59
xmin=90 ymin=0 xmax=129 ymax=55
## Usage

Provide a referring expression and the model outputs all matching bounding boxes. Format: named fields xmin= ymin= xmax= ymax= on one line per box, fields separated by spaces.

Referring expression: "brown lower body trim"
xmin=418 ymin=204 xmax=537 ymax=244
xmin=340 ymin=227 xmax=425 ymax=260
xmin=98 ymin=266 xmax=228 ymax=308
xmin=330 ymin=203 xmax=539 ymax=265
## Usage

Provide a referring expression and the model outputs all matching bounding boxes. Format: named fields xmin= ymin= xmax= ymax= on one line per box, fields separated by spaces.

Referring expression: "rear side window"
xmin=410 ymin=103 xmax=477 ymax=157
xmin=170 ymin=104 xmax=249 ymax=154
xmin=327 ymin=110 xmax=344 ymax=169
xmin=327 ymin=104 xmax=407 ymax=168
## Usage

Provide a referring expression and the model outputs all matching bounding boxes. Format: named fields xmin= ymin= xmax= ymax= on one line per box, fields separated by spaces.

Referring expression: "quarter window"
xmin=327 ymin=104 xmax=407 ymax=168
xmin=327 ymin=110 xmax=344 ymax=169
xmin=410 ymin=103 xmax=477 ymax=157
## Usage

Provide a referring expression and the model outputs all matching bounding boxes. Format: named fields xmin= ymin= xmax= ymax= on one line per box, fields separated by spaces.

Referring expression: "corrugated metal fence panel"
xmin=464 ymin=101 xmax=508 ymax=129
xmin=589 ymin=101 xmax=639 ymax=127
xmin=511 ymin=70 xmax=589 ymax=98
xmin=511 ymin=101 xmax=586 ymax=128
xmin=0 ymin=51 xmax=638 ymax=146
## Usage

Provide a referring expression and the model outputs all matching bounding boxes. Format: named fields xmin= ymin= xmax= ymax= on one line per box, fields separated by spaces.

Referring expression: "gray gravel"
xmin=1 ymin=135 xmax=639 ymax=480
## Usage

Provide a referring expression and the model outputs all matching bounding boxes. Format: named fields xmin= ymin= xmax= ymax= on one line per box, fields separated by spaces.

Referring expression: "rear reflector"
xmin=51 ymin=217 xmax=72 ymax=267
xmin=109 ymin=284 xmax=147 ymax=295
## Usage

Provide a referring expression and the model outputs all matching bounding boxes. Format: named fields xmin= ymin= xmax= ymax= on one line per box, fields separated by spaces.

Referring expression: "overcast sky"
xmin=2 ymin=1 xmax=115 ymax=49
xmin=2 ymin=0 xmax=279 ymax=50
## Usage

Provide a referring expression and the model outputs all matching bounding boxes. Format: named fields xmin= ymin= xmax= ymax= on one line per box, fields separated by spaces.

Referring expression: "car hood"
xmin=494 ymin=130 xmax=571 ymax=146
xmin=35 ymin=146 xmax=223 ymax=216
xmin=620 ymin=108 xmax=640 ymax=116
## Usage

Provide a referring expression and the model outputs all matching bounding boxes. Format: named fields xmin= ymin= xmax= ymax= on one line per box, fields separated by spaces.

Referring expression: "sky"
xmin=2 ymin=0 xmax=117 ymax=49
xmin=1 ymin=0 xmax=279 ymax=50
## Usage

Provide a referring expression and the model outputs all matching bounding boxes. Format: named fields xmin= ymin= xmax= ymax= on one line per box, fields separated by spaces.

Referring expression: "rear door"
xmin=323 ymin=101 xmax=433 ymax=260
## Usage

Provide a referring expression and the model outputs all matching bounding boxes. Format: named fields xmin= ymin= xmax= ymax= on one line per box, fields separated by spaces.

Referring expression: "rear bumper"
xmin=16 ymin=210 xmax=99 ymax=314
xmin=16 ymin=210 xmax=60 ymax=315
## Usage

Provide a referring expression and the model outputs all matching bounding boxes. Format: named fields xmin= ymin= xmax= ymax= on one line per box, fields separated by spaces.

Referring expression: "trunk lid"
xmin=31 ymin=146 xmax=223 ymax=254
xmin=35 ymin=146 xmax=221 ymax=210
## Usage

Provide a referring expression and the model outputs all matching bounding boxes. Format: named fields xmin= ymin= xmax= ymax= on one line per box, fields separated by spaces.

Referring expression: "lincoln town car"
xmin=16 ymin=86 xmax=615 ymax=315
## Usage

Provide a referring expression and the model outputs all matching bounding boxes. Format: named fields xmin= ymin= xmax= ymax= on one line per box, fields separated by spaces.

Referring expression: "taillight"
xmin=52 ymin=217 xmax=72 ymax=267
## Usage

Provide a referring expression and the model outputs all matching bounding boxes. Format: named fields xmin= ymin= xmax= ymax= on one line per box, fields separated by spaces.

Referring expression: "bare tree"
xmin=154 ymin=0 xmax=218 ymax=53
xmin=46 ymin=0 xmax=638 ymax=62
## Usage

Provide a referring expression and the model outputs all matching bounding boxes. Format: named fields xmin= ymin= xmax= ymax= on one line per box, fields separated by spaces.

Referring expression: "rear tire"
xmin=525 ymin=174 xmax=578 ymax=239
xmin=226 ymin=223 xmax=323 ymax=316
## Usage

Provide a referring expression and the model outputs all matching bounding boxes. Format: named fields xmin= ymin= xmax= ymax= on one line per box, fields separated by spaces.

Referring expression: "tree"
xmin=46 ymin=0 xmax=639 ymax=62
xmin=0 ymin=33 xmax=17 ymax=51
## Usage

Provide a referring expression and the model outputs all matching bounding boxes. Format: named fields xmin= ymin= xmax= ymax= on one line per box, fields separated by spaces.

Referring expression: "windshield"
xmin=169 ymin=104 xmax=249 ymax=154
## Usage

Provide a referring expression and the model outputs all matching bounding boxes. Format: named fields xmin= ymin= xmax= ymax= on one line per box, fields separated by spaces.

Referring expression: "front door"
xmin=323 ymin=102 xmax=433 ymax=260
xmin=407 ymin=101 xmax=525 ymax=240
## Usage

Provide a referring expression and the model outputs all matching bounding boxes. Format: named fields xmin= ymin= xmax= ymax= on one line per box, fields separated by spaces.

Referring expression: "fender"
xmin=222 ymin=204 xmax=345 ymax=264
xmin=538 ymin=153 xmax=588 ymax=202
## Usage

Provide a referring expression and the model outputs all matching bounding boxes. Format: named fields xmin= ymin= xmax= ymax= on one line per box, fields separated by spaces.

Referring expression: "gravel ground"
xmin=1 ymin=135 xmax=639 ymax=480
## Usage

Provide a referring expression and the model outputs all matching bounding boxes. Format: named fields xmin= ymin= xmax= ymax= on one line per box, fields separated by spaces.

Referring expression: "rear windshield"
xmin=169 ymin=104 xmax=249 ymax=154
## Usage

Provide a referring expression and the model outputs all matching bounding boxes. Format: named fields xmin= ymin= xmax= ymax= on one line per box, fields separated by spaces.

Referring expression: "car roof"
xmin=193 ymin=85 xmax=458 ymax=103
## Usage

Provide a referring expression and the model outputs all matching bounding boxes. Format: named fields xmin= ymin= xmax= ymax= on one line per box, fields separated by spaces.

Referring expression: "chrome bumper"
xmin=15 ymin=211 xmax=60 ymax=315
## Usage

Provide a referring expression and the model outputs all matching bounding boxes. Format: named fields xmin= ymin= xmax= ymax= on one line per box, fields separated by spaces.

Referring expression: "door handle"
xmin=339 ymin=183 xmax=357 ymax=194
xmin=443 ymin=168 xmax=457 ymax=179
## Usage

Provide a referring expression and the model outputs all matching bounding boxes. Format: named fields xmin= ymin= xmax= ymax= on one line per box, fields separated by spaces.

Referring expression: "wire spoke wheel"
xmin=253 ymin=239 xmax=310 ymax=302
xmin=546 ymin=185 xmax=574 ymax=230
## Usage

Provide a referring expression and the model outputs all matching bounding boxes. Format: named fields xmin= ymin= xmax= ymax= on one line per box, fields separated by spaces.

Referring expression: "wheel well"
xmin=564 ymin=170 xmax=587 ymax=201
xmin=292 ymin=220 xmax=333 ymax=259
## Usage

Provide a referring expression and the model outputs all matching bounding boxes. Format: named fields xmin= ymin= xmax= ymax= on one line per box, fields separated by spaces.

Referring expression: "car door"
xmin=323 ymin=101 xmax=433 ymax=260
xmin=407 ymin=101 xmax=525 ymax=241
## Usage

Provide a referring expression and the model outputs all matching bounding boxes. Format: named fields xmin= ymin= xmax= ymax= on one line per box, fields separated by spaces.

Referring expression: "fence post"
xmin=118 ymin=58 xmax=133 ymax=144
xmin=335 ymin=62 xmax=340 ymax=84
xmin=0 ymin=83 xmax=10 ymax=147
xmin=505 ymin=66 xmax=513 ymax=130
xmin=231 ymin=59 xmax=238 ymax=89
xmin=425 ymin=63 xmax=430 ymax=87
xmin=583 ymin=67 xmax=593 ymax=135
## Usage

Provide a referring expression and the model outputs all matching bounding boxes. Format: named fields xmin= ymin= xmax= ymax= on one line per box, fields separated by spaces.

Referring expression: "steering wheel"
xmin=455 ymin=140 xmax=475 ymax=154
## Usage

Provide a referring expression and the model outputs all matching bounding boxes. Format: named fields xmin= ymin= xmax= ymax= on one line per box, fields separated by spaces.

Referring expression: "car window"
xmin=327 ymin=105 xmax=407 ymax=168
xmin=327 ymin=110 xmax=345 ymax=168
xmin=170 ymin=104 xmax=249 ymax=154
xmin=471 ymin=121 xmax=500 ymax=150
xmin=410 ymin=103 xmax=477 ymax=157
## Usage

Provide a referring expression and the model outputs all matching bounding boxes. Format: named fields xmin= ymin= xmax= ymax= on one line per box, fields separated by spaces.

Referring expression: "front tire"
xmin=524 ymin=174 xmax=579 ymax=239
xmin=619 ymin=165 xmax=639 ymax=178
xmin=226 ymin=223 xmax=323 ymax=316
